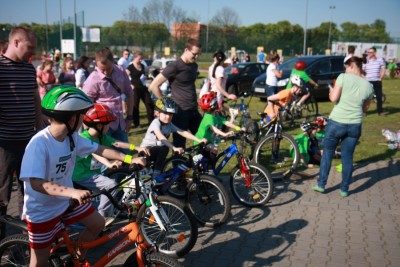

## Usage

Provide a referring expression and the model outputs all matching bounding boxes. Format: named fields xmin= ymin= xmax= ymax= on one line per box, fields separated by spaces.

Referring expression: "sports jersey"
xmin=72 ymin=130 xmax=115 ymax=181
xmin=20 ymin=128 xmax=98 ymax=223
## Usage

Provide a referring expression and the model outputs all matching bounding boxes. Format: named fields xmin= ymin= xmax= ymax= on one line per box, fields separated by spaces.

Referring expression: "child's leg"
xmin=30 ymin=246 xmax=51 ymax=266
xmin=77 ymin=211 xmax=105 ymax=260
xmin=149 ymin=146 xmax=169 ymax=176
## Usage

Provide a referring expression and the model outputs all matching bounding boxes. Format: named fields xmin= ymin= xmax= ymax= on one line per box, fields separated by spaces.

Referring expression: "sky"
xmin=1 ymin=0 xmax=399 ymax=38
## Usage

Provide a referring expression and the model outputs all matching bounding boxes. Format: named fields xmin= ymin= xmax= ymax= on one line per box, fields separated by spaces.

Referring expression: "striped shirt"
xmin=0 ymin=56 xmax=38 ymax=143
xmin=363 ymin=58 xmax=385 ymax=81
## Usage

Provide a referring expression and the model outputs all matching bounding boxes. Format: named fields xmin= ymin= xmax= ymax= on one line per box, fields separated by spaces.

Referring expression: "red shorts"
xmin=26 ymin=203 xmax=95 ymax=249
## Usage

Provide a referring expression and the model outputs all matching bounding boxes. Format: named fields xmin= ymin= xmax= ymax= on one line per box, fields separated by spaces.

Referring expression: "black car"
xmin=252 ymin=55 xmax=345 ymax=100
xmin=224 ymin=62 xmax=268 ymax=96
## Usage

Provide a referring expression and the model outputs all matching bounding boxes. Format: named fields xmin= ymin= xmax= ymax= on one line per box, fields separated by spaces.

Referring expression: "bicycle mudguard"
xmin=0 ymin=215 xmax=28 ymax=231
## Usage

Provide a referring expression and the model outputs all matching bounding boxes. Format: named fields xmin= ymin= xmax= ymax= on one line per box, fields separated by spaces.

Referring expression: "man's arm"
xmin=380 ymin=63 xmax=386 ymax=80
xmin=149 ymin=73 xmax=167 ymax=99
xmin=34 ymin=88 xmax=43 ymax=131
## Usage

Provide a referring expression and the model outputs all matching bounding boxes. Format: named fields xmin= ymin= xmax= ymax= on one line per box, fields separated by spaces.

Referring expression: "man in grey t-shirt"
xmin=149 ymin=38 xmax=202 ymax=148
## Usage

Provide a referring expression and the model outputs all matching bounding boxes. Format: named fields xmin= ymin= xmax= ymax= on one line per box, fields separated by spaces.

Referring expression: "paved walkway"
xmin=5 ymin=159 xmax=400 ymax=266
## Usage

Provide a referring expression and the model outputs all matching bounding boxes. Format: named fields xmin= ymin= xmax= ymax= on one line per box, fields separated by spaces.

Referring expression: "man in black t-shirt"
xmin=149 ymin=39 xmax=202 ymax=148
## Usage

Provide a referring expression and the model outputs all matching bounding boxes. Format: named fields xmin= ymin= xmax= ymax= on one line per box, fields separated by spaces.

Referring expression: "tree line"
xmin=0 ymin=1 xmax=393 ymax=58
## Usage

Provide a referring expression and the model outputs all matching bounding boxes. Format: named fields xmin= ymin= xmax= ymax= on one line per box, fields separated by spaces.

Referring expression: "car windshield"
xmin=278 ymin=57 xmax=315 ymax=71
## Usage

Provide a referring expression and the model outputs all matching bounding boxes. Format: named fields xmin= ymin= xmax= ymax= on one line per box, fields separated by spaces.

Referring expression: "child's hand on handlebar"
xmin=173 ymin=147 xmax=184 ymax=154
xmin=136 ymin=146 xmax=150 ymax=156
xmin=109 ymin=160 xmax=123 ymax=169
xmin=132 ymin=157 xmax=147 ymax=167
xmin=224 ymin=131 xmax=235 ymax=137
xmin=71 ymin=189 xmax=91 ymax=205
xmin=200 ymin=138 xmax=208 ymax=144
xmin=227 ymin=94 xmax=237 ymax=101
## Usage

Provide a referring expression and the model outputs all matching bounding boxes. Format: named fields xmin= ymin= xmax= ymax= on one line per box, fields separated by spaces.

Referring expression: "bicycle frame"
xmin=50 ymin=219 xmax=149 ymax=267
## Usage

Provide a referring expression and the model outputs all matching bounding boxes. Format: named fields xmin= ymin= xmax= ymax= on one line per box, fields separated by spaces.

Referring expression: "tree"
xmin=209 ymin=7 xmax=241 ymax=28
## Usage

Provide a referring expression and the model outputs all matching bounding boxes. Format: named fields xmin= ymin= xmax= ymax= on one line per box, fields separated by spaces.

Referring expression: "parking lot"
xmin=5 ymin=158 xmax=400 ymax=266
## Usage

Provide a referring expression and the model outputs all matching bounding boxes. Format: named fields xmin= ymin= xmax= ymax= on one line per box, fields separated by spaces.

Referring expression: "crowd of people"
xmin=0 ymin=25 xmax=391 ymax=265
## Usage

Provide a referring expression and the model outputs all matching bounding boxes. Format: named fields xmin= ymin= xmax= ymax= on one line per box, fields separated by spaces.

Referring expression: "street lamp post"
xmin=327 ymin=5 xmax=336 ymax=50
xmin=206 ymin=0 xmax=209 ymax=53
xmin=303 ymin=0 xmax=308 ymax=55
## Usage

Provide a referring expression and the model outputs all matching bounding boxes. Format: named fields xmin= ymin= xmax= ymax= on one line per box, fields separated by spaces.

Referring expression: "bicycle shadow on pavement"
xmin=183 ymin=218 xmax=308 ymax=267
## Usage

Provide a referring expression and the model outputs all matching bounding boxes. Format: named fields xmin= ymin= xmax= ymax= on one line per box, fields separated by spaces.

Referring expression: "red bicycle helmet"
xmin=199 ymin=92 xmax=218 ymax=112
xmin=295 ymin=60 xmax=307 ymax=70
xmin=314 ymin=116 xmax=328 ymax=129
xmin=84 ymin=103 xmax=117 ymax=126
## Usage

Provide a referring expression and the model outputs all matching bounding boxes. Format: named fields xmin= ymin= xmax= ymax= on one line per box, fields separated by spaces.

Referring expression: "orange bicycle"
xmin=0 ymin=167 xmax=183 ymax=267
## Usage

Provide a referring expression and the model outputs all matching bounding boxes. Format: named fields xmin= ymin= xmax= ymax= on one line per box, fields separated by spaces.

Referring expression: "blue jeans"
xmin=266 ymin=85 xmax=277 ymax=97
xmin=317 ymin=119 xmax=361 ymax=193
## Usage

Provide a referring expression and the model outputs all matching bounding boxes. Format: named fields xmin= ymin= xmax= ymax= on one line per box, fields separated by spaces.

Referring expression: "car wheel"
xmin=227 ymin=85 xmax=238 ymax=96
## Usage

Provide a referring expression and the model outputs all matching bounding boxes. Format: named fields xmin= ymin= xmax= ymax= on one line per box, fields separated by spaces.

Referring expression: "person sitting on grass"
xmin=140 ymin=97 xmax=207 ymax=185
xmin=72 ymin=103 xmax=149 ymax=222
xmin=294 ymin=121 xmax=322 ymax=168
xmin=263 ymin=74 xmax=307 ymax=123
xmin=19 ymin=86 xmax=146 ymax=266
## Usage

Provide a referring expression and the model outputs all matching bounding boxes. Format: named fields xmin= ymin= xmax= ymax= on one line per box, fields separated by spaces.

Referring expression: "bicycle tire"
xmin=123 ymin=251 xmax=183 ymax=267
xmin=137 ymin=195 xmax=198 ymax=258
xmin=229 ymin=162 xmax=274 ymax=207
xmin=0 ymin=234 xmax=30 ymax=267
xmin=253 ymin=132 xmax=300 ymax=180
xmin=186 ymin=174 xmax=231 ymax=228
xmin=162 ymin=157 xmax=192 ymax=199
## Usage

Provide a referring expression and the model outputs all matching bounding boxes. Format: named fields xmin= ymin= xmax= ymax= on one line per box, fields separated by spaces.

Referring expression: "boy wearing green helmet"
xmin=140 ymin=97 xmax=207 ymax=184
xmin=19 ymin=86 xmax=146 ymax=266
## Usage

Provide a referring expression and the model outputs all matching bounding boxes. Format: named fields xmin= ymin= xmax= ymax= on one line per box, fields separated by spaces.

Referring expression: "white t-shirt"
xmin=266 ymin=63 xmax=278 ymax=86
xmin=118 ymin=57 xmax=130 ymax=70
xmin=20 ymin=127 xmax=98 ymax=223
xmin=75 ymin=68 xmax=86 ymax=88
xmin=208 ymin=64 xmax=226 ymax=103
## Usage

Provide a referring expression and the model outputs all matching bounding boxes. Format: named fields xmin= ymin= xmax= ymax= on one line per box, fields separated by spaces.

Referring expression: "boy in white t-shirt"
xmin=19 ymin=86 xmax=145 ymax=266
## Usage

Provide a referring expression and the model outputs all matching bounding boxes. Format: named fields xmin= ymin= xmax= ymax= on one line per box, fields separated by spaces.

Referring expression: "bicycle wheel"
xmin=123 ymin=251 xmax=183 ymax=267
xmin=137 ymin=195 xmax=198 ymax=258
xmin=253 ymin=132 xmax=300 ymax=180
xmin=162 ymin=156 xmax=192 ymax=199
xmin=0 ymin=234 xmax=30 ymax=267
xmin=230 ymin=162 xmax=274 ymax=207
xmin=186 ymin=174 xmax=231 ymax=228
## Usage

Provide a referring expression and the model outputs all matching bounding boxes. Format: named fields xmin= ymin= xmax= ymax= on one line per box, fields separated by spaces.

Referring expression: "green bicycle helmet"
xmin=42 ymin=86 xmax=94 ymax=122
xmin=154 ymin=97 xmax=177 ymax=114
xmin=42 ymin=86 xmax=93 ymax=151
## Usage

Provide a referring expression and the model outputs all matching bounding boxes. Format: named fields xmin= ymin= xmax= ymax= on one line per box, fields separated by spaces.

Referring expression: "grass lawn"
xmin=128 ymin=78 xmax=400 ymax=174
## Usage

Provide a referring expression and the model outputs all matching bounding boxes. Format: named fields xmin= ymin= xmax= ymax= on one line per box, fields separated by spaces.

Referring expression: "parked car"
xmin=252 ymin=55 xmax=345 ymax=100
xmin=148 ymin=58 xmax=176 ymax=79
xmin=224 ymin=62 xmax=268 ymax=96
xmin=142 ymin=58 xmax=153 ymax=76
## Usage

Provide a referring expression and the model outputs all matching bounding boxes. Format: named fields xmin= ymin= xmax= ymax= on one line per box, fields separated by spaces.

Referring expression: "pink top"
xmin=83 ymin=64 xmax=132 ymax=131
xmin=37 ymin=70 xmax=56 ymax=97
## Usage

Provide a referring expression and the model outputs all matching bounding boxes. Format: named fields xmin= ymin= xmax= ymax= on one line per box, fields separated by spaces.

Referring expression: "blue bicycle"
xmin=156 ymin=146 xmax=231 ymax=228
xmin=163 ymin=132 xmax=274 ymax=207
